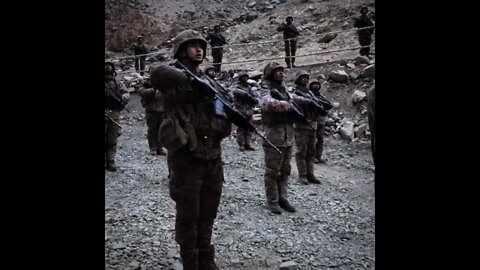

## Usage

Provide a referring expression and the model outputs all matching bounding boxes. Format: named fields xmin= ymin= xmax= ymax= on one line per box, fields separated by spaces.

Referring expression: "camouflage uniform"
xmin=257 ymin=62 xmax=297 ymax=214
xmin=309 ymin=80 xmax=327 ymax=163
xmin=277 ymin=17 xmax=300 ymax=68
xmin=206 ymin=26 xmax=227 ymax=73
xmin=149 ymin=29 xmax=231 ymax=270
xmin=105 ymin=70 xmax=129 ymax=171
xmin=132 ymin=36 xmax=148 ymax=74
xmin=293 ymin=71 xmax=321 ymax=185
xmin=232 ymin=71 xmax=257 ymax=151
xmin=354 ymin=7 xmax=374 ymax=57
xmin=139 ymin=82 xmax=166 ymax=155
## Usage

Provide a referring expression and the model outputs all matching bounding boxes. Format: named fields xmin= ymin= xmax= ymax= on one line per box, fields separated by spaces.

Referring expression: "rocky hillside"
xmin=105 ymin=0 xmax=375 ymax=60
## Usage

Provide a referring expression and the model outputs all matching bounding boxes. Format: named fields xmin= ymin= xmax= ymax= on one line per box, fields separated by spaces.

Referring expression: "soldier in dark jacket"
xmin=353 ymin=7 xmax=374 ymax=58
xmin=132 ymin=35 xmax=148 ymax=75
xmin=206 ymin=25 xmax=227 ymax=73
xmin=277 ymin=16 xmax=300 ymax=68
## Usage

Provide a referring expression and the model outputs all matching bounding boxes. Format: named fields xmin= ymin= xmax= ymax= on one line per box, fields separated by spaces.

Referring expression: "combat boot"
xmin=244 ymin=145 xmax=255 ymax=151
xmin=314 ymin=157 xmax=326 ymax=164
xmin=279 ymin=199 xmax=296 ymax=212
xmin=306 ymin=159 xmax=321 ymax=184
xmin=267 ymin=201 xmax=282 ymax=214
xmin=307 ymin=174 xmax=321 ymax=184
xmin=106 ymin=161 xmax=117 ymax=172
xmin=198 ymin=245 xmax=219 ymax=270
xmin=150 ymin=149 xmax=157 ymax=156
xmin=157 ymin=148 xmax=166 ymax=156
xmin=180 ymin=249 xmax=198 ymax=270
xmin=239 ymin=145 xmax=245 ymax=152
xmin=297 ymin=176 xmax=308 ymax=185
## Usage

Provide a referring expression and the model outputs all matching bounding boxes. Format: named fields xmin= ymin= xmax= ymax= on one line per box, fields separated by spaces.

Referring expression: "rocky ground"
xmin=105 ymin=77 xmax=375 ymax=270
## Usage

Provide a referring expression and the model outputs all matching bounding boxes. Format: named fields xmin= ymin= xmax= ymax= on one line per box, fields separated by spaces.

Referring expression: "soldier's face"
xmin=240 ymin=75 xmax=249 ymax=82
xmin=105 ymin=65 xmax=113 ymax=75
xmin=310 ymin=84 xmax=320 ymax=91
xmin=299 ymin=76 xmax=309 ymax=86
xmin=186 ymin=41 xmax=204 ymax=61
xmin=206 ymin=69 xmax=215 ymax=78
xmin=272 ymin=69 xmax=284 ymax=82
xmin=287 ymin=18 xmax=293 ymax=24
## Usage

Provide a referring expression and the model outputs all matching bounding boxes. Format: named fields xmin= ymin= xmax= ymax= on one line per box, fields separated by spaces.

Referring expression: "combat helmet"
xmin=263 ymin=62 xmax=284 ymax=80
xmin=172 ymin=29 xmax=208 ymax=59
xmin=238 ymin=71 xmax=249 ymax=81
xmin=203 ymin=65 xmax=216 ymax=74
xmin=308 ymin=79 xmax=321 ymax=90
xmin=294 ymin=70 xmax=310 ymax=84
xmin=105 ymin=61 xmax=116 ymax=75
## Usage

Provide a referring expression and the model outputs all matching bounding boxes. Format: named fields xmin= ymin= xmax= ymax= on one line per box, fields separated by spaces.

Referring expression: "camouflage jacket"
xmin=149 ymin=63 xmax=232 ymax=160
xmin=257 ymin=80 xmax=295 ymax=147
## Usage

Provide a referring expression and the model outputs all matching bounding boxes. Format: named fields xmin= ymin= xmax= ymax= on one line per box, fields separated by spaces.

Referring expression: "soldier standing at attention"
xmin=149 ymin=29 xmax=231 ymax=270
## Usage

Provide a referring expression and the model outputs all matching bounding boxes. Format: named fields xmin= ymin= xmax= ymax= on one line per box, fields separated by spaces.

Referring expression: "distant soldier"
xmin=353 ymin=7 xmax=374 ymax=58
xmin=231 ymin=71 xmax=257 ymax=151
xmin=132 ymin=35 xmax=148 ymax=75
xmin=206 ymin=25 xmax=227 ymax=73
xmin=277 ymin=16 xmax=300 ymax=68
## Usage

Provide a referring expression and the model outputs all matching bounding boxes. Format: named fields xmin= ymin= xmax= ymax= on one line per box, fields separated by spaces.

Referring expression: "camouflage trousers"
xmin=294 ymin=129 xmax=316 ymax=178
xmin=263 ymin=145 xmax=293 ymax=203
xmin=105 ymin=116 xmax=121 ymax=164
xmin=146 ymin=111 xmax=166 ymax=152
xmin=168 ymin=151 xmax=224 ymax=267
xmin=314 ymin=125 xmax=325 ymax=160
